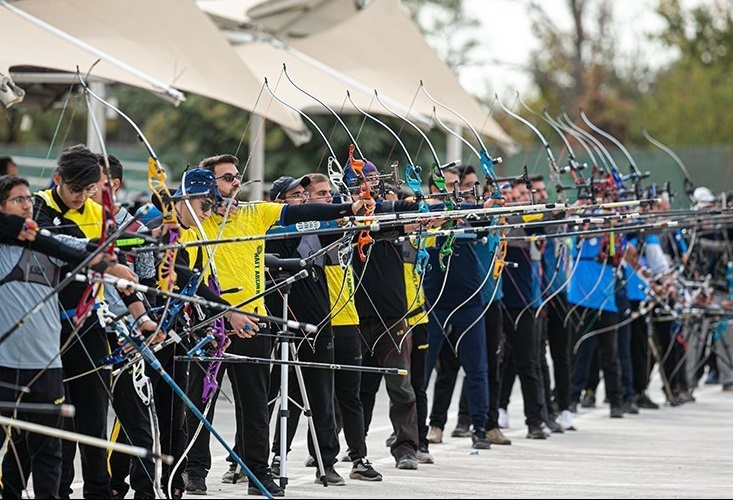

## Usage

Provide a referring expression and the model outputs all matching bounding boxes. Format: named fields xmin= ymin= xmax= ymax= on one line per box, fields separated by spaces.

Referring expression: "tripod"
xmin=266 ymin=255 xmax=327 ymax=489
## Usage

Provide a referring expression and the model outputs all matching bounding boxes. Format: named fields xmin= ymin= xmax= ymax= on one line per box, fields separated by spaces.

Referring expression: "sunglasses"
xmin=216 ymin=173 xmax=239 ymax=183
xmin=200 ymin=198 xmax=214 ymax=212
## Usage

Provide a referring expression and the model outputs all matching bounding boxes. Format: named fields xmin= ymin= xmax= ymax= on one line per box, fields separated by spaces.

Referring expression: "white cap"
xmin=692 ymin=186 xmax=715 ymax=209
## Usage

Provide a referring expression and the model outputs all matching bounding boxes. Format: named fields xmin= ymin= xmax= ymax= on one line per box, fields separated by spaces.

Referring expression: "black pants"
xmin=629 ymin=301 xmax=651 ymax=394
xmin=270 ymin=326 xmax=340 ymax=468
xmin=0 ymin=367 xmax=64 ymax=499
xmin=453 ymin=301 xmax=506 ymax=430
xmin=332 ymin=325 xmax=367 ymax=461
xmin=428 ymin=336 xmax=463 ymax=431
xmin=410 ymin=324 xmax=429 ymax=449
xmin=542 ymin=294 xmax=572 ymax=413
xmin=359 ymin=317 xmax=417 ymax=461
xmin=500 ymin=307 xmax=544 ymax=427
xmin=570 ymin=307 xmax=622 ymax=409
xmin=59 ymin=318 xmax=111 ymax=499
xmin=109 ymin=361 xmax=157 ymax=499
xmin=143 ymin=343 xmax=188 ymax=496
xmin=184 ymin=355 xmax=227 ymax=480
xmin=226 ymin=333 xmax=273 ymax=482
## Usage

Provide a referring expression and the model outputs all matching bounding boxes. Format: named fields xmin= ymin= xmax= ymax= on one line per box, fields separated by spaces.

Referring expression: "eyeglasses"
xmin=6 ymin=196 xmax=34 ymax=206
xmin=216 ymin=173 xmax=239 ymax=183
xmin=66 ymin=182 xmax=98 ymax=196
xmin=285 ymin=191 xmax=309 ymax=200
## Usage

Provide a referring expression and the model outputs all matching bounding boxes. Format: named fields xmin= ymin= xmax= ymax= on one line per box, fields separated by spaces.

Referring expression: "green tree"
xmin=632 ymin=0 xmax=733 ymax=147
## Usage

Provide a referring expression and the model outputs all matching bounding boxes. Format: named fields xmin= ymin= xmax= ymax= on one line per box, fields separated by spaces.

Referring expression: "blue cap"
xmin=174 ymin=168 xmax=220 ymax=198
xmin=344 ymin=159 xmax=378 ymax=186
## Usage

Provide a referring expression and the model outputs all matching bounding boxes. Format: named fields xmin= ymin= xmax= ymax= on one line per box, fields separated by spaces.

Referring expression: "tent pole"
xmin=86 ymin=81 xmax=106 ymax=153
xmin=249 ymin=114 xmax=265 ymax=200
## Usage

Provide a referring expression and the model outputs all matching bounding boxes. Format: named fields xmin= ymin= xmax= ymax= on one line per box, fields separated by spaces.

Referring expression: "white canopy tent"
xmin=1 ymin=0 xmax=306 ymax=133
xmin=198 ymin=0 xmax=516 ymax=153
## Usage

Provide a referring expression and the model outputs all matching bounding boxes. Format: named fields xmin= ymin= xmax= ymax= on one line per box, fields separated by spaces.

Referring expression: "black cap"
xmin=269 ymin=175 xmax=311 ymax=201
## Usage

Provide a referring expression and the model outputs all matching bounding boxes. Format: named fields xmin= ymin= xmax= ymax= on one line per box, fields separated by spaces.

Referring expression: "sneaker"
xmin=678 ymin=390 xmax=696 ymax=403
xmin=185 ymin=476 xmax=207 ymax=495
xmin=705 ymin=371 xmax=719 ymax=385
xmin=248 ymin=476 xmax=285 ymax=497
xmin=395 ymin=453 xmax=418 ymax=470
xmin=471 ymin=429 xmax=491 ymax=449
xmin=497 ymin=408 xmax=509 ymax=429
xmin=110 ymin=488 xmax=128 ymax=500
xmin=636 ymin=392 xmax=659 ymax=409
xmin=305 ymin=455 xmax=316 ymax=467
xmin=222 ymin=462 xmax=243 ymax=484
xmin=526 ymin=425 xmax=547 ymax=439
xmin=556 ymin=410 xmax=576 ymax=431
xmin=568 ymin=401 xmax=578 ymax=413
xmin=610 ymin=406 xmax=624 ymax=418
xmin=349 ymin=458 xmax=383 ymax=481
xmin=623 ymin=400 xmax=640 ymax=414
xmin=540 ymin=423 xmax=552 ymax=437
xmin=427 ymin=425 xmax=443 ymax=444
xmin=486 ymin=428 xmax=512 ymax=445
xmin=580 ymin=389 xmax=596 ymax=408
xmin=385 ymin=432 xmax=396 ymax=447
xmin=545 ymin=419 xmax=564 ymax=434
xmin=270 ymin=456 xmax=281 ymax=477
xmin=451 ymin=422 xmax=472 ymax=438
xmin=315 ymin=465 xmax=345 ymax=486
xmin=417 ymin=445 xmax=434 ymax=464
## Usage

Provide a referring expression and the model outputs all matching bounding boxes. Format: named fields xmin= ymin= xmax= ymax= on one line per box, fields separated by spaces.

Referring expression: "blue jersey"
xmin=567 ymin=236 xmax=618 ymax=313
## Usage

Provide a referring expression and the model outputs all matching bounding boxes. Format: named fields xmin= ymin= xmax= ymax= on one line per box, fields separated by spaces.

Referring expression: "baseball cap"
xmin=344 ymin=159 xmax=378 ymax=186
xmin=269 ymin=175 xmax=311 ymax=201
xmin=692 ymin=186 xmax=715 ymax=209
xmin=173 ymin=168 xmax=220 ymax=198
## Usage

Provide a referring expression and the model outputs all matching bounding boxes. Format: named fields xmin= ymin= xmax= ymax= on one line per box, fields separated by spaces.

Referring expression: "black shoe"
xmin=315 ymin=465 xmax=346 ymax=486
xmin=526 ymin=425 xmax=547 ymax=439
xmin=185 ymin=476 xmax=207 ymax=495
xmin=471 ymin=429 xmax=491 ymax=449
xmin=248 ymin=476 xmax=285 ymax=497
xmin=168 ymin=487 xmax=184 ymax=500
xmin=270 ymin=456 xmax=281 ymax=477
xmin=610 ymin=406 xmax=624 ymax=418
xmin=385 ymin=432 xmax=396 ymax=447
xmin=545 ymin=419 xmax=564 ymax=434
xmin=580 ymin=389 xmax=596 ymax=408
xmin=350 ymin=458 xmax=383 ymax=481
xmin=678 ymin=390 xmax=696 ymax=403
xmin=451 ymin=422 xmax=472 ymax=438
xmin=623 ymin=401 xmax=640 ymax=415
xmin=395 ymin=453 xmax=418 ymax=469
xmin=636 ymin=392 xmax=659 ymax=409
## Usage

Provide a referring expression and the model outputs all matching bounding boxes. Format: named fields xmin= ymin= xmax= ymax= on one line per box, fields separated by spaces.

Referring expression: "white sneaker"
xmin=498 ymin=408 xmax=509 ymax=429
xmin=557 ymin=409 xmax=576 ymax=431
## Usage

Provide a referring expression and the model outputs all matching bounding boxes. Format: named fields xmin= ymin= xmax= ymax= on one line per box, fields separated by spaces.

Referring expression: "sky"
xmin=453 ymin=0 xmax=680 ymax=99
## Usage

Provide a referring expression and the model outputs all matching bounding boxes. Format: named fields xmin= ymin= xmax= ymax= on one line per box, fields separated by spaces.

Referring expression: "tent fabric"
xmin=2 ymin=0 xmax=304 ymax=131
xmin=200 ymin=0 xmax=516 ymax=152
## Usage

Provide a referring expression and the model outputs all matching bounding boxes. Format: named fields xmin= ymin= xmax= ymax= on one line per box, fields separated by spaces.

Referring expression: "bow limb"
xmin=516 ymin=98 xmax=589 ymax=190
xmin=263 ymin=77 xmax=351 ymax=200
xmin=419 ymin=81 xmax=503 ymax=196
xmin=642 ymin=129 xmax=695 ymax=204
